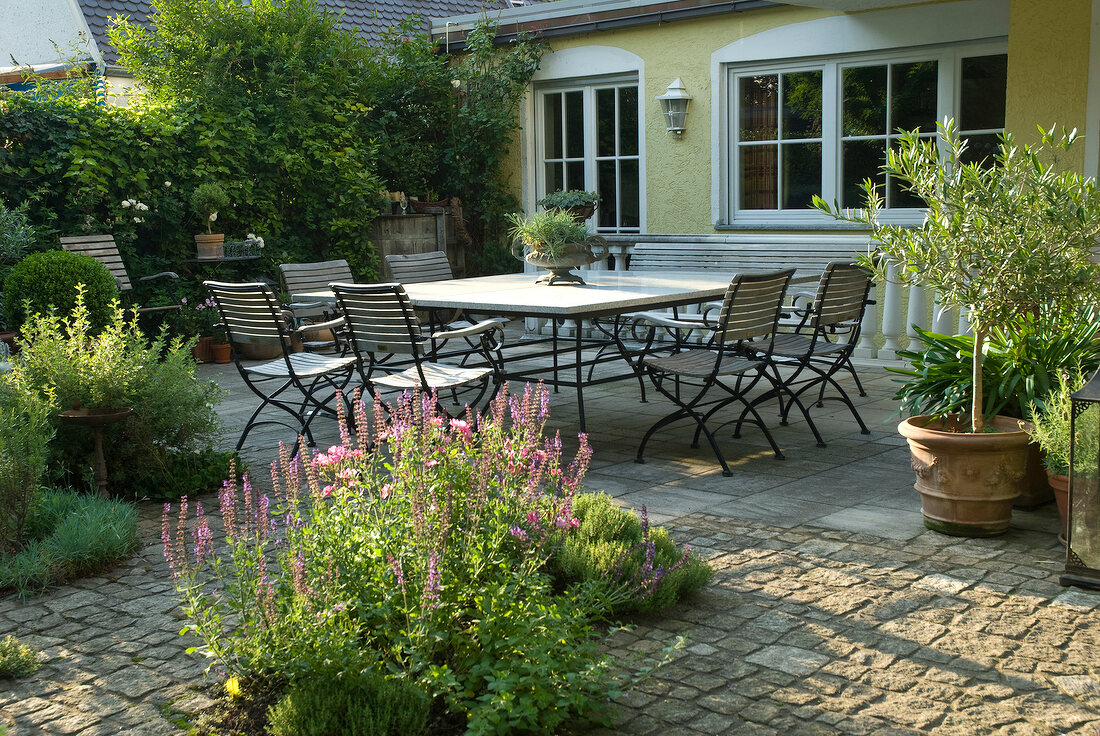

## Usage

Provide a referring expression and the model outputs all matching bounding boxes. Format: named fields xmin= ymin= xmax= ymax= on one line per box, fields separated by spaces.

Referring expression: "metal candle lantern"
xmin=1061 ymin=371 xmax=1100 ymax=589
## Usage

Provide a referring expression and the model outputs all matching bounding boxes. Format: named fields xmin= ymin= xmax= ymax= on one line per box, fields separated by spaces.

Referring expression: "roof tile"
xmin=78 ymin=0 xmax=519 ymax=61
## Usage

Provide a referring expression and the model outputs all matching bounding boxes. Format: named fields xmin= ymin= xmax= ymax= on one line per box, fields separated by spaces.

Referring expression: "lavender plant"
xmin=165 ymin=384 xmax=685 ymax=733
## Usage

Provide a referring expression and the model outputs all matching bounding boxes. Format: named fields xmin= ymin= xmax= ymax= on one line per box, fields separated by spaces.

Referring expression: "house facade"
xmin=435 ymin=0 xmax=1096 ymax=237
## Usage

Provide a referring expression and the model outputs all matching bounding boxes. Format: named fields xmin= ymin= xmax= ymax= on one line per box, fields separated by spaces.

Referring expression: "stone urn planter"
xmin=899 ymin=414 xmax=1031 ymax=536
xmin=512 ymin=237 xmax=608 ymax=286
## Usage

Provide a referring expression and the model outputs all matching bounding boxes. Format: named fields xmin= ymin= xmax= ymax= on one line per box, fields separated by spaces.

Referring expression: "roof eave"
xmin=431 ymin=0 xmax=781 ymax=48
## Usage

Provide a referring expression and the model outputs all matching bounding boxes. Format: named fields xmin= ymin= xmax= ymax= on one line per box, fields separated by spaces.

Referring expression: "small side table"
xmin=57 ymin=407 xmax=134 ymax=497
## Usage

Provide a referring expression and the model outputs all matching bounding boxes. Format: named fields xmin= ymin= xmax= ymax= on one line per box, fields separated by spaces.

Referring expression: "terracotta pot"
xmin=210 ymin=342 xmax=232 ymax=364
xmin=899 ymin=414 xmax=1032 ymax=537
xmin=1048 ymin=472 xmax=1069 ymax=545
xmin=195 ymin=233 xmax=225 ymax=260
xmin=191 ymin=336 xmax=213 ymax=363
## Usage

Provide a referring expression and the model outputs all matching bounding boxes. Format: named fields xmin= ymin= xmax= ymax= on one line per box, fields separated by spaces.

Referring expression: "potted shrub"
xmin=190 ymin=183 xmax=230 ymax=260
xmin=890 ymin=309 xmax=1100 ymax=508
xmin=507 ymin=209 xmax=607 ymax=285
xmin=815 ymin=121 xmax=1100 ymax=536
xmin=1028 ymin=371 xmax=1083 ymax=544
xmin=536 ymin=189 xmax=601 ymax=223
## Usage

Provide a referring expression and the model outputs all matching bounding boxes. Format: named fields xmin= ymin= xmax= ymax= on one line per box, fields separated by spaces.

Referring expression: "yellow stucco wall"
xmin=520 ymin=5 xmax=833 ymax=234
xmin=1005 ymin=0 xmax=1092 ymax=170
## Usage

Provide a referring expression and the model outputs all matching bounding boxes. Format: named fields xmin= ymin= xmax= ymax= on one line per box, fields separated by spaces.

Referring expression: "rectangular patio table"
xmin=296 ymin=269 xmax=815 ymax=432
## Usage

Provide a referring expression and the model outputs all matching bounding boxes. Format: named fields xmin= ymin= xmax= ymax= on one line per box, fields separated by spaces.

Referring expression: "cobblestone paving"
xmin=2 ymin=359 xmax=1099 ymax=735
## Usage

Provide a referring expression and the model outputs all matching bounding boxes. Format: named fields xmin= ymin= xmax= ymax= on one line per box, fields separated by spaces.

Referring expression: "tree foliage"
xmin=816 ymin=120 xmax=1100 ymax=432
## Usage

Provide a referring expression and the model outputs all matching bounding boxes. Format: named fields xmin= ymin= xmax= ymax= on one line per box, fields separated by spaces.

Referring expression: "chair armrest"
xmin=431 ymin=319 xmax=505 ymax=341
xmin=634 ymin=312 xmax=711 ymax=331
xmin=294 ymin=315 xmax=346 ymax=334
xmin=137 ymin=271 xmax=179 ymax=283
xmin=285 ymin=300 xmax=329 ymax=311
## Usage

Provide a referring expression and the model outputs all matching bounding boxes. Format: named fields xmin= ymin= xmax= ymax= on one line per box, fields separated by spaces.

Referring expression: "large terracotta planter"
xmin=1015 ymin=442 xmax=1055 ymax=509
xmin=191 ymin=336 xmax=213 ymax=363
xmin=195 ymin=233 xmax=225 ymax=260
xmin=210 ymin=342 xmax=232 ymax=364
xmin=1048 ymin=472 xmax=1069 ymax=545
xmin=899 ymin=414 xmax=1031 ymax=537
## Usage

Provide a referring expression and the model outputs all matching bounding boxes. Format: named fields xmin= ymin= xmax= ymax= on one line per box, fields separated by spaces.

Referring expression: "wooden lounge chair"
xmin=60 ymin=235 xmax=180 ymax=314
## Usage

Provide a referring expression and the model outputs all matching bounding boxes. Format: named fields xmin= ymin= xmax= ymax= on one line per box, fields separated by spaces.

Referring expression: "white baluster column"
xmin=906 ymin=283 xmax=929 ymax=344
xmin=879 ymin=264 xmax=904 ymax=360
xmin=932 ymin=291 xmax=957 ymax=334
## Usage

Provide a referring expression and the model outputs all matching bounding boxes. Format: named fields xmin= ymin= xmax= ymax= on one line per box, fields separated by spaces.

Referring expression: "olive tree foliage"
xmin=815 ymin=120 xmax=1100 ymax=433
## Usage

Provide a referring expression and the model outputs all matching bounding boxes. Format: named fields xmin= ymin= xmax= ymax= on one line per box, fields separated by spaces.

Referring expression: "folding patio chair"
xmin=329 ymin=282 xmax=506 ymax=417
xmin=61 ymin=235 xmax=180 ymax=315
xmin=278 ymin=259 xmax=354 ymax=352
xmin=205 ymin=281 xmax=357 ymax=451
xmin=754 ymin=262 xmax=874 ymax=447
xmin=634 ymin=269 xmax=794 ymax=476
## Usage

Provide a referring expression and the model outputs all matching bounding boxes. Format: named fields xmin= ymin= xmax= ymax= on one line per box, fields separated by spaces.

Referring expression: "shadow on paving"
xmin=1 ymin=349 xmax=1097 ymax=735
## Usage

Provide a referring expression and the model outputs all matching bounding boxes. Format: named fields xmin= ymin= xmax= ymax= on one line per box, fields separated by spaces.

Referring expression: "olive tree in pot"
xmin=815 ymin=120 xmax=1100 ymax=536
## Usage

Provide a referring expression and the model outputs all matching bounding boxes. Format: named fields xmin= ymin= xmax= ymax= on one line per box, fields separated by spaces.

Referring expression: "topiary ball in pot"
xmin=2 ymin=250 xmax=119 ymax=333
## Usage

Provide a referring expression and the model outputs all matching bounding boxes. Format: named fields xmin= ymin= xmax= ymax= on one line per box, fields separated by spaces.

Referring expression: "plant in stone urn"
xmin=814 ymin=120 xmax=1100 ymax=536
xmin=507 ymin=209 xmax=607 ymax=285
xmin=190 ymin=182 xmax=230 ymax=260
xmin=536 ymin=189 xmax=601 ymax=223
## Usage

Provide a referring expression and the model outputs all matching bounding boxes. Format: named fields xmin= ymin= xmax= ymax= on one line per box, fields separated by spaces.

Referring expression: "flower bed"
xmin=165 ymin=384 xmax=710 ymax=734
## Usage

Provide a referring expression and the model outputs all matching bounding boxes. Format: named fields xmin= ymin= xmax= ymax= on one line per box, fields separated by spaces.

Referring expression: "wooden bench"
xmin=60 ymin=235 xmax=180 ymax=314
xmin=628 ymin=236 xmax=873 ymax=283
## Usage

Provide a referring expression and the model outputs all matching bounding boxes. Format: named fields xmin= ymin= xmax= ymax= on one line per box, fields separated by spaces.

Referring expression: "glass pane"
xmin=565 ymin=90 xmax=584 ymax=159
xmin=1070 ymin=404 xmax=1100 ymax=568
xmin=543 ymin=93 xmax=562 ymax=159
xmin=739 ymin=75 xmax=778 ymax=142
xmin=891 ymin=60 xmax=937 ymax=132
xmin=566 ymin=161 xmax=585 ymax=192
xmin=782 ymin=142 xmax=822 ymax=209
xmin=619 ymin=86 xmax=639 ymax=157
xmin=843 ymin=65 xmax=887 ymax=136
xmin=544 ymin=162 xmax=563 ymax=196
xmin=739 ymin=144 xmax=777 ymax=210
xmin=842 ymin=139 xmax=886 ymax=208
xmin=961 ymin=54 xmax=1008 ymax=131
xmin=887 ymin=141 xmax=924 ymax=208
xmin=596 ymin=88 xmax=616 ymax=158
xmin=598 ymin=160 xmax=617 ymax=228
xmin=959 ymin=132 xmax=1001 ymax=167
xmin=619 ymin=159 xmax=640 ymax=229
xmin=782 ymin=70 xmax=822 ymax=139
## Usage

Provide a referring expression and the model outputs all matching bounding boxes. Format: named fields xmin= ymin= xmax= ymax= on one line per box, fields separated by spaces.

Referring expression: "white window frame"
xmin=709 ymin=0 xmax=1010 ymax=228
xmin=726 ymin=41 xmax=1006 ymax=227
xmin=535 ymin=76 xmax=642 ymax=234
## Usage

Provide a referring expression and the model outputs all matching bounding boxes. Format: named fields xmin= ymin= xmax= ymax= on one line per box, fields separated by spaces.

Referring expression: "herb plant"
xmin=815 ymin=121 xmax=1100 ymax=432
xmin=507 ymin=209 xmax=591 ymax=259
xmin=0 ymin=636 xmax=38 ymax=678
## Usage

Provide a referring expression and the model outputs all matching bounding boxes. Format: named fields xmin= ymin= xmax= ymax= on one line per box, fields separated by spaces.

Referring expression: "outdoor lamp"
xmin=1061 ymin=370 xmax=1100 ymax=590
xmin=656 ymin=78 xmax=691 ymax=136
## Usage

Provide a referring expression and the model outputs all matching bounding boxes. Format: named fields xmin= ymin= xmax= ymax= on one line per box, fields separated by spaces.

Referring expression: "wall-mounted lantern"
xmin=1062 ymin=370 xmax=1100 ymax=589
xmin=655 ymin=78 xmax=691 ymax=137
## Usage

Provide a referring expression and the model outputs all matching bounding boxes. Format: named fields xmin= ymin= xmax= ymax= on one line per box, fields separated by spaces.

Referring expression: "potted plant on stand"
xmin=507 ymin=209 xmax=607 ymax=286
xmin=536 ymin=190 xmax=601 ymax=223
xmin=190 ymin=183 xmax=230 ymax=260
xmin=815 ymin=120 xmax=1100 ymax=536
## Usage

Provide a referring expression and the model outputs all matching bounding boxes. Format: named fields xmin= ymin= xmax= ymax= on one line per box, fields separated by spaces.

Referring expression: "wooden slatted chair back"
xmin=385 ymin=251 xmax=454 ymax=284
xmin=279 ymin=260 xmax=353 ymax=297
xmin=330 ymin=283 xmax=425 ymax=357
xmin=205 ymin=282 xmax=288 ymax=346
xmin=812 ymin=263 xmax=873 ymax=328
xmin=60 ymin=235 xmax=133 ymax=291
xmin=714 ymin=269 xmax=794 ymax=344
xmin=629 ymin=242 xmax=866 ymax=282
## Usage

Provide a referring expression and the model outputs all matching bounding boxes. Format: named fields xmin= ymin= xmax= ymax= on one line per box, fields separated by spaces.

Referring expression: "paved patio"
xmin=2 ymin=333 xmax=1098 ymax=735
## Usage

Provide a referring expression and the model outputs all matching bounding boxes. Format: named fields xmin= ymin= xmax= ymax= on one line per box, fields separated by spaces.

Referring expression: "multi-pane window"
xmin=728 ymin=47 xmax=1007 ymax=220
xmin=539 ymin=82 xmax=641 ymax=233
